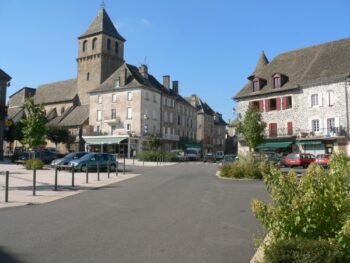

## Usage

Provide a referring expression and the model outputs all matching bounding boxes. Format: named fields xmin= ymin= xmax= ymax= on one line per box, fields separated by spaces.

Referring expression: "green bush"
xmin=137 ymin=151 xmax=178 ymax=162
xmin=219 ymin=154 xmax=268 ymax=179
xmin=251 ymin=153 xmax=350 ymax=260
xmin=264 ymin=238 xmax=345 ymax=263
xmin=25 ymin=159 xmax=44 ymax=170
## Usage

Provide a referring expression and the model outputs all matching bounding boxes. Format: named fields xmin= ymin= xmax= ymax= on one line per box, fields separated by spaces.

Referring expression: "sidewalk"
xmin=0 ymin=162 xmax=140 ymax=209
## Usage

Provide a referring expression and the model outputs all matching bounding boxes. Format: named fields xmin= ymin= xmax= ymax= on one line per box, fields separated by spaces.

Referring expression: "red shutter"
xmin=282 ymin=97 xmax=287 ymax=110
xmin=269 ymin=123 xmax=277 ymax=137
xmin=276 ymin=97 xmax=281 ymax=110
xmin=265 ymin=99 xmax=269 ymax=112
xmin=287 ymin=122 xmax=293 ymax=135
xmin=259 ymin=100 xmax=264 ymax=112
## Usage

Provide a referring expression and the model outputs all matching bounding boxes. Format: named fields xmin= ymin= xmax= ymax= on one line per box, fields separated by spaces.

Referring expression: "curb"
xmin=250 ymin=234 xmax=270 ymax=263
xmin=215 ymin=170 xmax=262 ymax=181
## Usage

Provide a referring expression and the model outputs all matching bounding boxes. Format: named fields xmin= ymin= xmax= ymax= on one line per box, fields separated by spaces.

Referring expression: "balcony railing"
xmin=104 ymin=116 xmax=121 ymax=124
xmin=162 ymin=134 xmax=180 ymax=141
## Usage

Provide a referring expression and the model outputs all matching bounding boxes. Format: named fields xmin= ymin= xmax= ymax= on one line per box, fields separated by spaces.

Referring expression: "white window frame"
xmin=312 ymin=119 xmax=320 ymax=132
xmin=311 ymin=94 xmax=318 ymax=107
xmin=327 ymin=91 xmax=335 ymax=106
xmin=97 ymin=110 xmax=102 ymax=121
xmin=126 ymin=123 xmax=131 ymax=131
xmin=116 ymin=79 xmax=120 ymax=88
xmin=127 ymin=92 xmax=132 ymax=101
xmin=98 ymin=95 xmax=102 ymax=104
xmin=111 ymin=125 xmax=116 ymax=135
xmin=112 ymin=94 xmax=117 ymax=102
xmin=111 ymin=109 xmax=116 ymax=120
xmin=127 ymin=107 xmax=132 ymax=119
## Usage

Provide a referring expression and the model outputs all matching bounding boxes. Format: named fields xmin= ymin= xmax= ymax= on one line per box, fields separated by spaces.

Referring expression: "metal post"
xmin=107 ymin=161 xmax=110 ymax=178
xmin=97 ymin=162 xmax=100 ymax=181
xmin=123 ymin=156 xmax=125 ymax=175
xmin=5 ymin=171 xmax=9 ymax=202
xmin=116 ymin=162 xmax=118 ymax=176
xmin=133 ymin=155 xmax=135 ymax=165
xmin=86 ymin=164 xmax=89 ymax=184
xmin=33 ymin=169 xmax=36 ymax=196
xmin=71 ymin=168 xmax=75 ymax=187
xmin=54 ymin=167 xmax=58 ymax=191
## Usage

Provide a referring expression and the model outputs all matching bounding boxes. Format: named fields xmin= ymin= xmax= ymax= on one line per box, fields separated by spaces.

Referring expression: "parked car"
xmin=203 ymin=153 xmax=216 ymax=163
xmin=17 ymin=150 xmax=58 ymax=164
xmin=278 ymin=153 xmax=289 ymax=167
xmin=69 ymin=153 xmax=118 ymax=172
xmin=221 ymin=154 xmax=237 ymax=165
xmin=315 ymin=154 xmax=331 ymax=168
xmin=215 ymin=151 xmax=224 ymax=161
xmin=51 ymin=152 xmax=88 ymax=169
xmin=284 ymin=153 xmax=315 ymax=168
xmin=170 ymin=149 xmax=188 ymax=162
xmin=186 ymin=148 xmax=201 ymax=161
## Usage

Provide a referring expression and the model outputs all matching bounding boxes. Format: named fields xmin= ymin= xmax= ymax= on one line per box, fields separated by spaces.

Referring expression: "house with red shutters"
xmin=234 ymin=37 xmax=350 ymax=156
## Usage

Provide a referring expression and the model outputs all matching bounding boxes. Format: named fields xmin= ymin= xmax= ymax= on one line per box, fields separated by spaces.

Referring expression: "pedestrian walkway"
xmin=124 ymin=158 xmax=177 ymax=166
xmin=0 ymin=163 xmax=140 ymax=209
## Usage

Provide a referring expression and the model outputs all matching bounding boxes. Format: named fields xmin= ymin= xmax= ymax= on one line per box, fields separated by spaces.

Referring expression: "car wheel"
xmin=81 ymin=164 xmax=87 ymax=172
xmin=110 ymin=164 xmax=116 ymax=172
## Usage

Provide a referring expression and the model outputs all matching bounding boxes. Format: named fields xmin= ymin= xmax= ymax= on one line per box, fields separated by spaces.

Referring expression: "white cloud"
xmin=141 ymin=18 xmax=152 ymax=27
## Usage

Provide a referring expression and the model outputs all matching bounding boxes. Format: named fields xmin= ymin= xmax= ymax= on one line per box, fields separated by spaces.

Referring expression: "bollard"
xmin=123 ymin=157 xmax=125 ymax=175
xmin=97 ymin=162 xmax=100 ymax=181
xmin=71 ymin=167 xmax=75 ymax=187
xmin=54 ymin=167 xmax=58 ymax=191
xmin=86 ymin=164 xmax=89 ymax=184
xmin=5 ymin=171 xmax=9 ymax=202
xmin=116 ymin=162 xmax=118 ymax=176
xmin=107 ymin=161 xmax=110 ymax=178
xmin=33 ymin=169 xmax=36 ymax=196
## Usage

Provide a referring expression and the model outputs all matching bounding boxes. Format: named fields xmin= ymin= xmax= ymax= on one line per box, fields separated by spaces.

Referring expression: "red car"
xmin=315 ymin=154 xmax=331 ymax=168
xmin=285 ymin=153 xmax=315 ymax=168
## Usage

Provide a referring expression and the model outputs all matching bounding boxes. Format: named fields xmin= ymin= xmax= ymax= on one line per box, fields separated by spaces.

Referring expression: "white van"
xmin=215 ymin=151 xmax=224 ymax=160
xmin=186 ymin=148 xmax=201 ymax=161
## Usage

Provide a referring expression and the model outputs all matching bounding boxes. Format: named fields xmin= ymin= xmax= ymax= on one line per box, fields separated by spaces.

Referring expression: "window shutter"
xmin=319 ymin=93 xmax=323 ymax=106
xmin=265 ymin=99 xmax=269 ymax=112
xmin=281 ymin=97 xmax=286 ymax=110
xmin=259 ymin=100 xmax=264 ymax=112
xmin=276 ymin=97 xmax=281 ymax=110
xmin=287 ymin=122 xmax=293 ymax=135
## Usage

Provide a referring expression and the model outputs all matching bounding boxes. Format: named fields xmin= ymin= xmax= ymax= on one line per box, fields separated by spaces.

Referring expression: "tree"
xmin=147 ymin=134 xmax=162 ymax=150
xmin=46 ymin=125 xmax=70 ymax=148
xmin=4 ymin=120 xmax=24 ymax=143
xmin=21 ymin=98 xmax=47 ymax=149
xmin=236 ymin=106 xmax=266 ymax=152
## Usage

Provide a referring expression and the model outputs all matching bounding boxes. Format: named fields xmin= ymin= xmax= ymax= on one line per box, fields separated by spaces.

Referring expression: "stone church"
xmin=8 ymin=8 xmax=127 ymax=152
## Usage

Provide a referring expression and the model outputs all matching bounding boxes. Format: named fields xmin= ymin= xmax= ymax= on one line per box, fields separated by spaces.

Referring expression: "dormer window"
xmin=251 ymin=77 xmax=266 ymax=92
xmin=272 ymin=73 xmax=288 ymax=88
xmin=116 ymin=78 xmax=120 ymax=88
xmin=252 ymin=80 xmax=260 ymax=92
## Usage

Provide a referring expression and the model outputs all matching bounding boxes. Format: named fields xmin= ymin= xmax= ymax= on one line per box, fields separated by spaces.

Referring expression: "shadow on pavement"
xmin=0 ymin=247 xmax=25 ymax=263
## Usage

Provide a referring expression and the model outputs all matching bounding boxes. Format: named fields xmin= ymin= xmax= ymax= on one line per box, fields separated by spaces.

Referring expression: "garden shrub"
xmin=219 ymin=154 xmax=269 ymax=179
xmin=137 ymin=151 xmax=178 ymax=162
xmin=25 ymin=159 xmax=44 ymax=170
xmin=251 ymin=153 xmax=350 ymax=261
xmin=264 ymin=238 xmax=344 ymax=263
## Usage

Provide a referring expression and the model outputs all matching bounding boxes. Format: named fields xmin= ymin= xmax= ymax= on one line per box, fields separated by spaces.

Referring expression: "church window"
xmin=115 ymin=42 xmax=119 ymax=53
xmin=107 ymin=39 xmax=111 ymax=50
xmin=86 ymin=72 xmax=90 ymax=81
xmin=83 ymin=40 xmax=88 ymax=52
xmin=92 ymin=38 xmax=97 ymax=50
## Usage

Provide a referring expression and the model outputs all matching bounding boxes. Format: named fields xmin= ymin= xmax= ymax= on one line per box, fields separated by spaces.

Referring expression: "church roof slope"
xmin=58 ymin=105 xmax=89 ymax=127
xmin=79 ymin=8 xmax=125 ymax=41
xmin=34 ymin=79 xmax=77 ymax=104
xmin=234 ymin=37 xmax=350 ymax=100
xmin=0 ymin=69 xmax=11 ymax=81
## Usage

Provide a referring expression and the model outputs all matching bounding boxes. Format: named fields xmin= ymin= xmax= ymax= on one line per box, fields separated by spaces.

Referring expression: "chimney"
xmin=172 ymin=81 xmax=179 ymax=95
xmin=139 ymin=64 xmax=148 ymax=79
xmin=120 ymin=68 xmax=127 ymax=86
xmin=163 ymin=75 xmax=170 ymax=89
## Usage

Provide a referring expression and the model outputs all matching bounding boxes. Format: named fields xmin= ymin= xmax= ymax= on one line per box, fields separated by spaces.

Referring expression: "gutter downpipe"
xmin=345 ymin=76 xmax=350 ymax=155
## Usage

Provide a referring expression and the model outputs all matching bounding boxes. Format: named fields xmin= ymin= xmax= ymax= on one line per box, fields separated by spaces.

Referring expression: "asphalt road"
xmin=0 ymin=163 xmax=269 ymax=263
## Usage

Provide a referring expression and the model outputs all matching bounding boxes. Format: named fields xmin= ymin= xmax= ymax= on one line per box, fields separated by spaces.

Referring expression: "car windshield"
xmin=186 ymin=150 xmax=197 ymax=154
xmin=79 ymin=153 xmax=95 ymax=160
xmin=64 ymin=153 xmax=76 ymax=159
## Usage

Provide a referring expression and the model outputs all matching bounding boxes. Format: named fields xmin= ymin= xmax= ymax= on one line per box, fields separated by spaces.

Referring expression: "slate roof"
xmin=58 ymin=105 xmax=89 ymax=127
xmin=214 ymin=113 xmax=228 ymax=126
xmin=79 ymin=8 xmax=125 ymax=41
xmin=7 ymin=107 xmax=24 ymax=123
xmin=0 ymin=69 xmax=11 ymax=81
xmin=251 ymin=51 xmax=269 ymax=76
xmin=185 ymin=95 xmax=215 ymax=115
xmin=234 ymin=37 xmax=350 ymax=100
xmin=34 ymin=79 xmax=77 ymax=104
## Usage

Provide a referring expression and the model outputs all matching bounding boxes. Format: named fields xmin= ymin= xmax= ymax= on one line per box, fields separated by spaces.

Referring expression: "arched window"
xmin=87 ymin=72 xmax=90 ymax=81
xmin=115 ymin=42 xmax=119 ymax=53
xmin=61 ymin=107 xmax=65 ymax=114
xmin=107 ymin=39 xmax=111 ymax=50
xmin=92 ymin=38 xmax=97 ymax=50
xmin=83 ymin=40 xmax=88 ymax=52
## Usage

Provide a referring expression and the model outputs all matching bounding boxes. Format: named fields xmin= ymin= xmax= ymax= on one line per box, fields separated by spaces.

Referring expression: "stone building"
xmin=0 ymin=69 xmax=11 ymax=160
xmin=234 ymin=38 xmax=350 ymax=156
xmin=213 ymin=112 xmax=227 ymax=152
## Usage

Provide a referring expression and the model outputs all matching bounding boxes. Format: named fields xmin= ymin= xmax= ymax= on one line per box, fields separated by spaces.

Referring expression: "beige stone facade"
xmin=0 ymin=69 xmax=11 ymax=160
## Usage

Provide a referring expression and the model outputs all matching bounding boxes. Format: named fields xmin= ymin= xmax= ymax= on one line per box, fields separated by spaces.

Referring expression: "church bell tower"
xmin=77 ymin=8 xmax=126 ymax=105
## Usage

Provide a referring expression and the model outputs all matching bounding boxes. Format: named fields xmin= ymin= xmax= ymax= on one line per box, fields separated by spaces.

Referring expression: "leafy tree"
xmin=147 ymin=134 xmax=162 ymax=150
xmin=21 ymin=98 xmax=47 ymax=149
xmin=46 ymin=125 xmax=70 ymax=148
xmin=236 ymin=106 xmax=266 ymax=152
xmin=66 ymin=133 xmax=77 ymax=152
xmin=4 ymin=120 xmax=24 ymax=143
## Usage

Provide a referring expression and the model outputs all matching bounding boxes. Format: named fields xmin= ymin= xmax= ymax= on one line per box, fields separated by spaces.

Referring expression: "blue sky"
xmin=1 ymin=0 xmax=350 ymax=122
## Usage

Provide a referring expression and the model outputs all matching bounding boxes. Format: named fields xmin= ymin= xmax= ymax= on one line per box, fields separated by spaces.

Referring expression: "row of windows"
xmin=311 ymin=118 xmax=336 ymax=132
xmin=96 ymin=123 xmax=131 ymax=135
xmin=82 ymin=38 xmax=119 ymax=53
xmin=252 ymin=74 xmax=286 ymax=92
xmin=310 ymin=91 xmax=335 ymax=107
xmin=250 ymin=96 xmax=292 ymax=112
xmin=97 ymin=92 xmax=133 ymax=104
xmin=96 ymin=108 xmax=132 ymax=121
